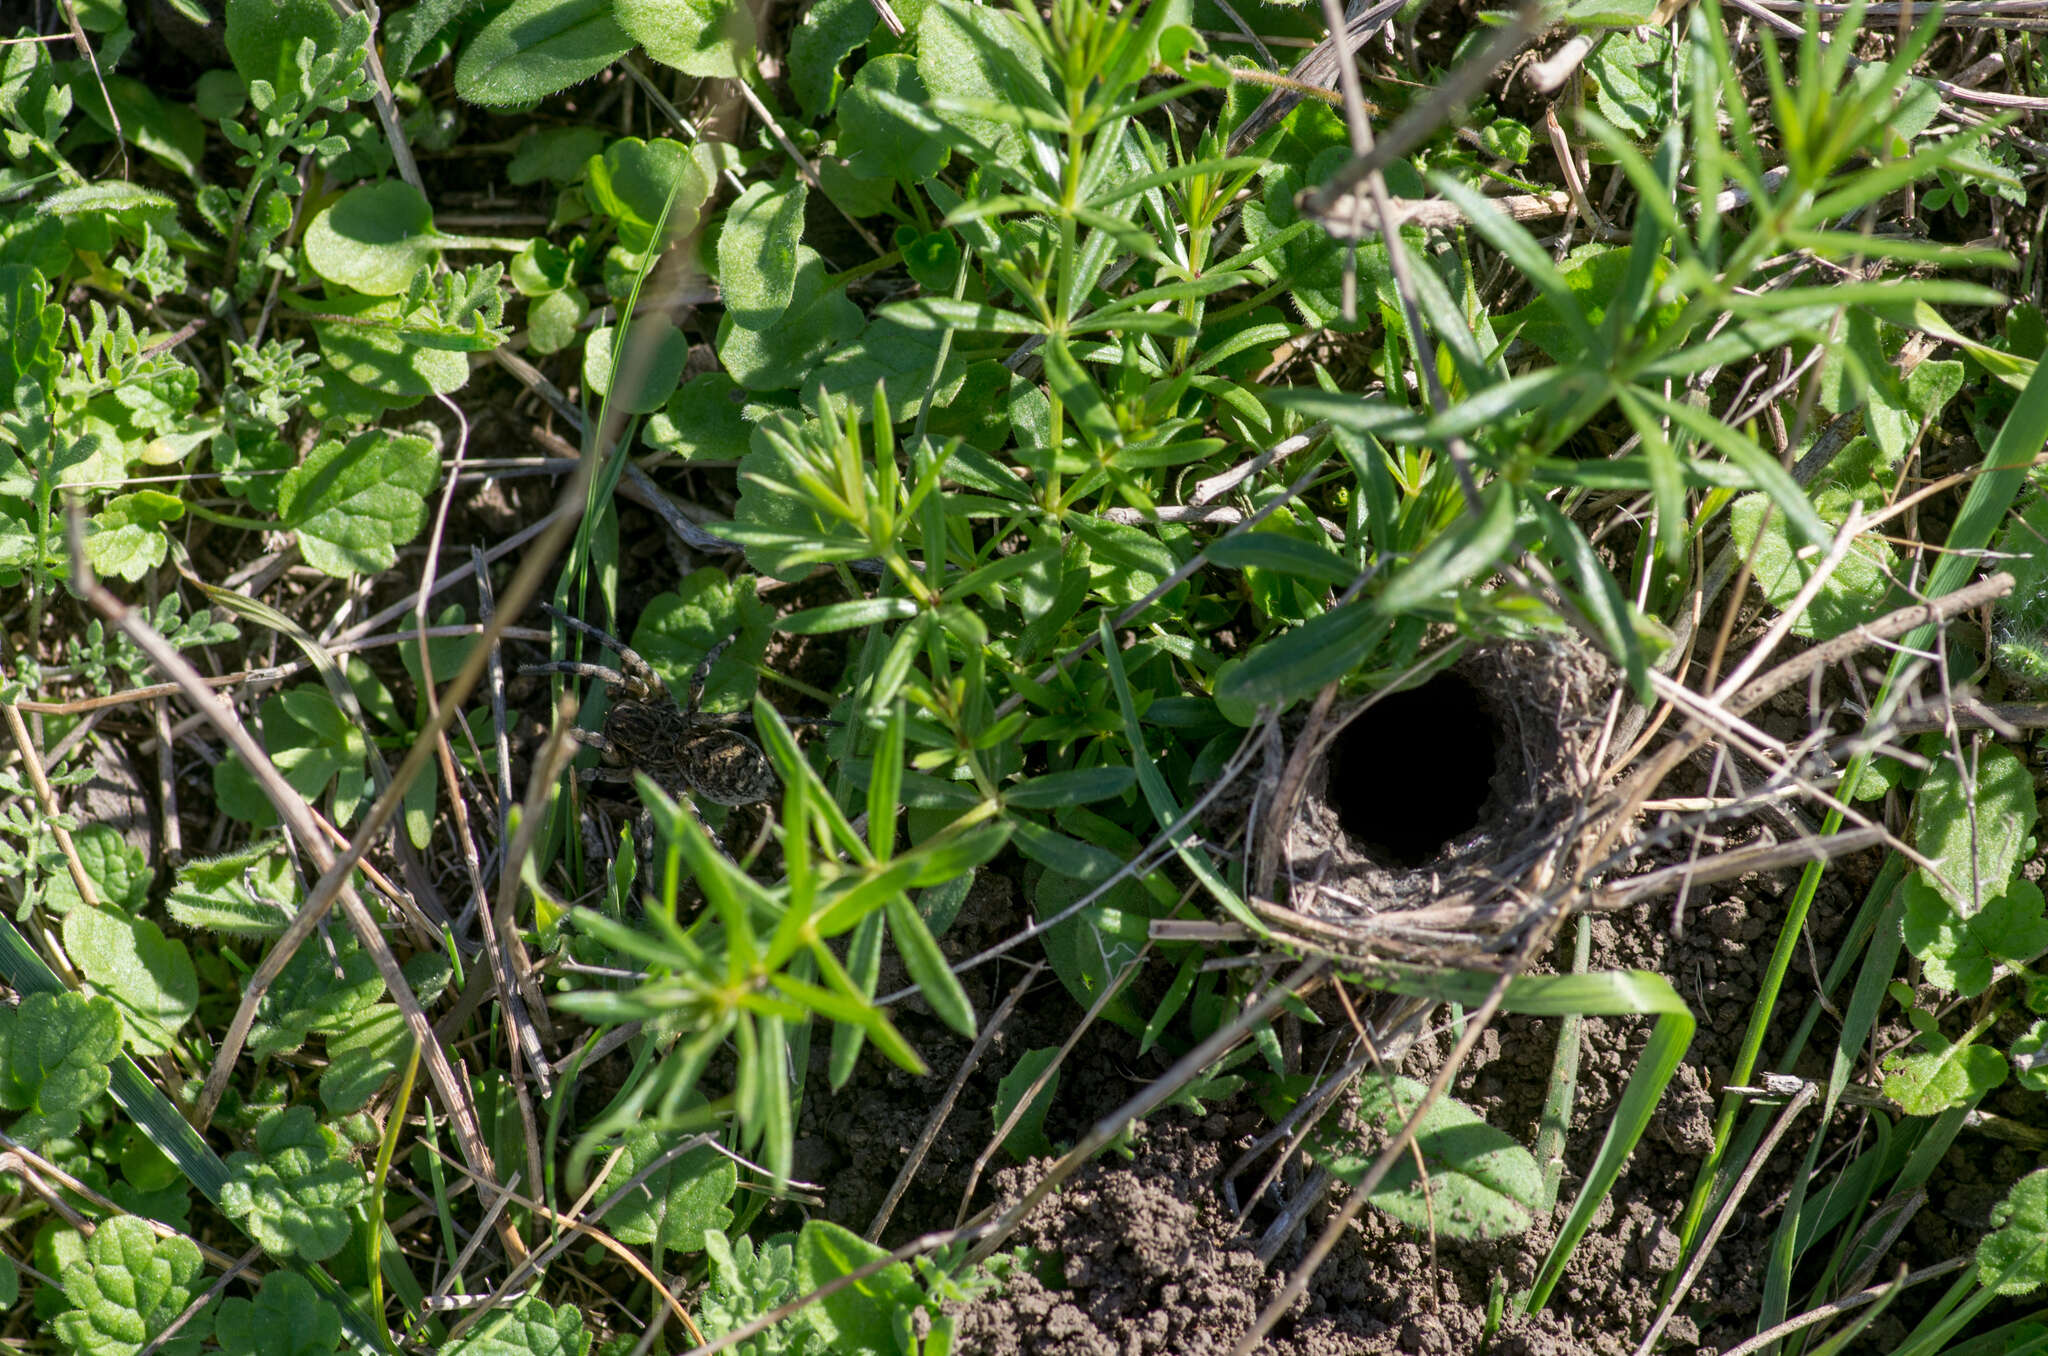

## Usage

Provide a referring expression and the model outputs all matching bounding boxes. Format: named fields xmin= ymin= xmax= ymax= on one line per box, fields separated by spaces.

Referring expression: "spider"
xmin=523 ymin=603 xmax=781 ymax=810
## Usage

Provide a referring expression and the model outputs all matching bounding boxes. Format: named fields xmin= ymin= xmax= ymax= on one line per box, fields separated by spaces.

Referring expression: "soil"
xmin=765 ymin=668 xmax=2040 ymax=1355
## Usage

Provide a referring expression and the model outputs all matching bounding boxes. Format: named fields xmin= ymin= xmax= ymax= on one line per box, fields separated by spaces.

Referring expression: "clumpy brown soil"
xmin=769 ymin=622 xmax=1920 ymax=1353
xmin=777 ymin=843 xmax=1866 ymax=1354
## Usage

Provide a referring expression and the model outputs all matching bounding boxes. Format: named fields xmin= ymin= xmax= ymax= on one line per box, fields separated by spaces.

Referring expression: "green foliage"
xmin=595 ymin=1130 xmax=737 ymax=1253
xmin=61 ymin=905 xmax=197 ymax=1057
xmin=165 ymin=840 xmax=301 ymax=936
xmin=793 ymin=1220 xmax=925 ymax=1356
xmin=276 ymin=428 xmax=440 ymax=581
xmin=455 ymin=0 xmax=633 ymax=108
xmin=0 ymin=990 xmax=122 ymax=1147
xmin=699 ymin=1231 xmax=818 ymax=1356
xmin=555 ymin=736 xmax=1006 ymax=1180
xmin=1912 ymin=741 xmax=2039 ymax=915
xmin=246 ymin=934 xmax=386 ymax=1060
xmin=1991 ymin=495 xmax=2048 ymax=689
xmin=14 ymin=0 xmax=2048 ymax=1348
xmin=584 ymin=136 xmax=713 ymax=253
xmin=303 ymin=180 xmax=444 ymax=295
xmin=1902 ymin=875 xmax=2048 ymax=997
xmin=1310 ymin=1074 xmax=1543 ymax=1241
xmin=790 ymin=0 xmax=876 ymax=115
xmin=42 ymin=824 xmax=149 ymax=915
xmin=618 ymin=0 xmax=757 ymax=79
xmin=993 ymin=1047 xmax=1061 ymax=1160
xmin=582 ymin=320 xmax=688 ymax=414
xmin=212 ymin=1271 xmax=344 ymax=1356
xmin=443 ymin=1295 xmax=592 ymax=1356
xmin=1980 ymin=1169 xmax=2048 ymax=1295
xmin=1585 ymin=31 xmax=1675 ymax=139
xmin=52 ymin=1216 xmax=210 ymax=1356
xmin=1880 ymin=984 xmax=2009 ymax=1115
xmin=220 ymin=1105 xmax=371 ymax=1261
xmin=215 ymin=687 xmax=371 ymax=826
xmin=718 ymin=180 xmax=810 ymax=330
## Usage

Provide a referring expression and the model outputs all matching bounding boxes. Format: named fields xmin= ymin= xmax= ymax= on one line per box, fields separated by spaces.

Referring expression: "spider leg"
xmin=685 ymin=634 xmax=737 ymax=717
xmin=535 ymin=602 xmax=662 ymax=698
xmin=685 ymin=711 xmax=839 ymax=729
xmin=520 ymin=659 xmax=631 ymax=688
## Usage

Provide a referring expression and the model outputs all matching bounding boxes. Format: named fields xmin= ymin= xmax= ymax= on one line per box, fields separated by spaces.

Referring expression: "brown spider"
xmin=523 ymin=603 xmax=781 ymax=808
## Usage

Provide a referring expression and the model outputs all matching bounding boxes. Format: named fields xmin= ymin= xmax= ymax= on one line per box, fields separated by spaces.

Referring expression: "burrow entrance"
xmin=1326 ymin=671 xmax=1502 ymax=868
xmin=1274 ymin=638 xmax=1613 ymax=933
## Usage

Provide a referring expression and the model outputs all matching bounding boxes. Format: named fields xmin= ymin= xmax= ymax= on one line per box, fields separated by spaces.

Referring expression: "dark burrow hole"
xmin=1327 ymin=671 xmax=1503 ymax=868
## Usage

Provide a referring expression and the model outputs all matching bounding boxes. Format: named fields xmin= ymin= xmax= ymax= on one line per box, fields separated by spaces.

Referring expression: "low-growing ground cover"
xmin=3 ymin=0 xmax=2048 ymax=1352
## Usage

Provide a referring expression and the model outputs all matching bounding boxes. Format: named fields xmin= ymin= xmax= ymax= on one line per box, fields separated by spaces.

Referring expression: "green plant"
xmin=9 ymin=0 xmax=2048 ymax=1350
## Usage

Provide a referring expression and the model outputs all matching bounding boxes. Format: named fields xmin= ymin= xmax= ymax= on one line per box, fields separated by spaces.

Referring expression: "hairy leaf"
xmin=442 ymin=1294 xmax=592 ymax=1355
xmin=304 ymin=180 xmax=440 ymax=296
xmin=277 ymin=428 xmax=440 ymax=577
xmin=247 ymin=934 xmax=386 ymax=1059
xmin=213 ymin=1271 xmax=344 ymax=1356
xmin=597 ymin=1130 xmax=736 ymax=1253
xmin=793 ymin=1219 xmax=923 ymax=1356
xmin=62 ymin=906 xmax=197 ymax=1057
xmin=53 ymin=1216 xmax=209 ymax=1356
xmin=1979 ymin=1168 xmax=2048 ymax=1295
xmin=617 ymin=0 xmax=755 ymax=78
xmin=839 ymin=55 xmax=946 ymax=184
xmin=1913 ymin=741 xmax=2039 ymax=915
xmin=220 ymin=1105 xmax=371 ymax=1261
xmin=1902 ymin=875 xmax=2048 ymax=997
xmin=584 ymin=136 xmax=711 ymax=253
xmin=717 ymin=178 xmax=808 ymax=331
xmin=43 ymin=823 xmax=150 ymax=915
xmin=1311 ymin=1074 xmax=1543 ymax=1241
xmin=0 ymin=990 xmax=123 ymax=1147
xmin=717 ymin=247 xmax=863 ymax=391
xmin=455 ymin=0 xmax=632 ymax=108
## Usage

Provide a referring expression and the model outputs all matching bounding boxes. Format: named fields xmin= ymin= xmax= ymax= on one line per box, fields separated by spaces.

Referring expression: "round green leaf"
xmin=584 ymin=137 xmax=712 ymax=253
xmin=304 ymin=181 xmax=440 ymax=296
xmin=582 ymin=321 xmax=688 ymax=415
xmin=220 ymin=1106 xmax=371 ymax=1261
xmin=645 ymin=371 xmax=754 ymax=461
xmin=1312 ymin=1073 xmax=1542 ymax=1241
xmin=1913 ymin=741 xmax=2039 ymax=915
xmin=617 ymin=0 xmax=756 ymax=79
xmin=838 ymin=55 xmax=946 ymax=184
xmin=61 ymin=905 xmax=199 ymax=1056
xmin=456 ymin=0 xmax=633 ymax=108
